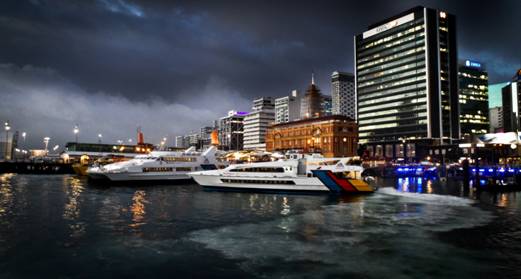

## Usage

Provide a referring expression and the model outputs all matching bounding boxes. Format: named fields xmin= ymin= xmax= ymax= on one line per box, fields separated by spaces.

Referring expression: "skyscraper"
xmin=458 ymin=60 xmax=489 ymax=139
xmin=502 ymin=70 xmax=521 ymax=132
xmin=243 ymin=97 xmax=275 ymax=150
xmin=219 ymin=110 xmax=247 ymax=151
xmin=320 ymin=95 xmax=332 ymax=116
xmin=331 ymin=71 xmax=355 ymax=119
xmin=275 ymin=90 xmax=301 ymax=124
xmin=355 ymin=6 xmax=459 ymax=160
xmin=300 ymin=74 xmax=323 ymax=118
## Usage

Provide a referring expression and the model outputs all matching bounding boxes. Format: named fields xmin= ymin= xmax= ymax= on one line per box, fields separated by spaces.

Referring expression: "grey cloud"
xmin=0 ymin=64 xmax=250 ymax=149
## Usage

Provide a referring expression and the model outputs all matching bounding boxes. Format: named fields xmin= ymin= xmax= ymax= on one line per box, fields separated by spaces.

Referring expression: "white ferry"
xmin=87 ymin=146 xmax=227 ymax=182
xmin=188 ymin=154 xmax=374 ymax=193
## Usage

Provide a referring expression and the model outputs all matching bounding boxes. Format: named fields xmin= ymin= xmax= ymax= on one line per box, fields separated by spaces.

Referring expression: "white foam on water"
xmin=188 ymin=192 xmax=496 ymax=278
xmin=377 ymin=187 xmax=476 ymax=206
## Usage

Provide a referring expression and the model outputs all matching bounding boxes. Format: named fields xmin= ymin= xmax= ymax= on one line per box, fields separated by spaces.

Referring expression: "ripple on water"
xmin=189 ymin=189 xmax=495 ymax=279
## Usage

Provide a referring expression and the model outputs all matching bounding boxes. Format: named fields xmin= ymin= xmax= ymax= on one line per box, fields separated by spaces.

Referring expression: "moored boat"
xmin=188 ymin=154 xmax=375 ymax=193
xmin=87 ymin=146 xmax=227 ymax=182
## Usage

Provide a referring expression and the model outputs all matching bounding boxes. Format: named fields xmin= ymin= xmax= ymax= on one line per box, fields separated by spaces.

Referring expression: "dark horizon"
xmin=1 ymin=0 xmax=520 ymax=148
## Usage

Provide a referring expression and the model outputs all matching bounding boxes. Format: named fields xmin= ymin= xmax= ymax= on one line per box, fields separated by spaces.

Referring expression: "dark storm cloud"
xmin=0 ymin=0 xmax=519 ymax=147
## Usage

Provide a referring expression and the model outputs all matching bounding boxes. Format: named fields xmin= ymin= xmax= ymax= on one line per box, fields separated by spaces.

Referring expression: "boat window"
xmin=221 ymin=179 xmax=295 ymax=185
xmin=229 ymin=167 xmax=285 ymax=173
xmin=175 ymin=167 xmax=192 ymax=172
xmin=142 ymin=167 xmax=173 ymax=172
xmin=162 ymin=157 xmax=197 ymax=162
xmin=319 ymin=160 xmax=340 ymax=166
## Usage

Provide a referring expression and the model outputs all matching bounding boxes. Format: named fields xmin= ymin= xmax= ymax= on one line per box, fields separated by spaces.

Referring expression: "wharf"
xmin=0 ymin=162 xmax=75 ymax=174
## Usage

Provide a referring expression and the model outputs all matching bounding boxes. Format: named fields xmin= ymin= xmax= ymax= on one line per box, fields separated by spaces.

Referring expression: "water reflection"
xmin=0 ymin=173 xmax=15 ymax=219
xmin=130 ymin=190 xmax=147 ymax=229
xmin=63 ymin=176 xmax=86 ymax=243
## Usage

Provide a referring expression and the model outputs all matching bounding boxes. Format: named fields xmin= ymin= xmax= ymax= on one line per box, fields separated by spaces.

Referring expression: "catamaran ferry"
xmin=87 ymin=146 xmax=227 ymax=182
xmin=188 ymin=154 xmax=375 ymax=193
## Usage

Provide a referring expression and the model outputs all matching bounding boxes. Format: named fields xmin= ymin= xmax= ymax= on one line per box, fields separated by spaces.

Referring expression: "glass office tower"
xmin=458 ymin=60 xmax=489 ymax=139
xmin=355 ymin=6 xmax=459 ymax=160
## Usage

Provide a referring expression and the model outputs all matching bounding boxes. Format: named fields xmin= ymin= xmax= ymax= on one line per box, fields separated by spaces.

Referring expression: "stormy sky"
xmin=1 ymin=0 xmax=520 ymax=149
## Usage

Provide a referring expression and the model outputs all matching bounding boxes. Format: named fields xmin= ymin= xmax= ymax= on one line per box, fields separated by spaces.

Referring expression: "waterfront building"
xmin=300 ymin=75 xmax=323 ymax=118
xmin=502 ymin=70 xmax=521 ymax=132
xmin=458 ymin=60 xmax=489 ymax=139
xmin=275 ymin=90 xmax=301 ymax=124
xmin=243 ymin=97 xmax=275 ymax=150
xmin=198 ymin=126 xmax=215 ymax=148
xmin=489 ymin=106 xmax=504 ymax=133
xmin=175 ymin=135 xmax=188 ymax=148
xmin=265 ymin=115 xmax=358 ymax=157
xmin=0 ymin=137 xmax=13 ymax=161
xmin=219 ymin=110 xmax=246 ymax=151
xmin=355 ymin=6 xmax=459 ymax=160
xmin=331 ymin=71 xmax=356 ymax=119
xmin=489 ymin=82 xmax=509 ymax=108
xmin=321 ymin=95 xmax=333 ymax=116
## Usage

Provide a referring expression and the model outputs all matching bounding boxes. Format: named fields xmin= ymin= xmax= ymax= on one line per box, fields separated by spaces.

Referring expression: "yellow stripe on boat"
xmin=348 ymin=179 xmax=374 ymax=192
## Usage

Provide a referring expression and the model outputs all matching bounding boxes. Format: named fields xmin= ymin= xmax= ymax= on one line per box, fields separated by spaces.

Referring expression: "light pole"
xmin=4 ymin=121 xmax=11 ymax=160
xmin=73 ymin=124 xmax=79 ymax=143
xmin=98 ymin=133 xmax=102 ymax=144
xmin=21 ymin=132 xmax=26 ymax=148
xmin=43 ymin=137 xmax=50 ymax=155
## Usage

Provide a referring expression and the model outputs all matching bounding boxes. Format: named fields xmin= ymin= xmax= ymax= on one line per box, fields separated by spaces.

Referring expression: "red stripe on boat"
xmin=326 ymin=171 xmax=357 ymax=192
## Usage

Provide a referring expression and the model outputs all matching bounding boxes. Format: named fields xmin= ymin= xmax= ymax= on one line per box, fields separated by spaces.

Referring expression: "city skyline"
xmin=1 ymin=0 xmax=520 ymax=148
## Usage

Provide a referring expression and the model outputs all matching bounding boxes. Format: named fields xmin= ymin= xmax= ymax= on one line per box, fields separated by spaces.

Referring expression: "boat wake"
xmin=377 ymin=187 xmax=476 ymax=206
xmin=188 ymin=191 xmax=495 ymax=278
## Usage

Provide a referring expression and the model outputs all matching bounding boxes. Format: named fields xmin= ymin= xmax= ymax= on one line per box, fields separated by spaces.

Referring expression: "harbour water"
xmin=0 ymin=174 xmax=520 ymax=278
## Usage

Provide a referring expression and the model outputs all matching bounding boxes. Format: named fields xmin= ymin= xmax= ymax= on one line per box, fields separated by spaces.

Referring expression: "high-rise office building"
xmin=331 ymin=71 xmax=355 ymax=119
xmin=502 ymin=70 xmax=521 ymax=132
xmin=275 ymin=90 xmax=301 ymax=124
xmin=219 ymin=110 xmax=247 ymax=151
xmin=300 ymin=75 xmax=323 ymax=118
xmin=489 ymin=106 xmax=503 ymax=133
xmin=243 ymin=97 xmax=275 ymax=150
xmin=355 ymin=6 xmax=459 ymax=159
xmin=458 ymin=60 xmax=489 ymax=139
xmin=320 ymin=95 xmax=332 ymax=116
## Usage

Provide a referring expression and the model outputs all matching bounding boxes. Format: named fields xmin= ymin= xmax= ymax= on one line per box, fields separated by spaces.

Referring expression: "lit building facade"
xmin=355 ymin=6 xmax=459 ymax=160
xmin=243 ymin=97 xmax=275 ymax=150
xmin=458 ymin=60 xmax=489 ymax=139
xmin=275 ymin=90 xmax=301 ymax=124
xmin=489 ymin=106 xmax=503 ymax=133
xmin=265 ymin=115 xmax=358 ymax=158
xmin=331 ymin=71 xmax=356 ymax=119
xmin=321 ymin=95 xmax=333 ymax=116
xmin=219 ymin=110 xmax=247 ymax=151
xmin=502 ymin=70 xmax=521 ymax=132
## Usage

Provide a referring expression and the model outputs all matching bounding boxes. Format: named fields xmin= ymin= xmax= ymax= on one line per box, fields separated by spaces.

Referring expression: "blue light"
xmin=472 ymin=168 xmax=476 ymax=172
xmin=479 ymin=169 xmax=485 ymax=172
xmin=499 ymin=168 xmax=505 ymax=173
xmin=508 ymin=169 xmax=515 ymax=173
xmin=488 ymin=168 xmax=494 ymax=172
xmin=397 ymin=168 xmax=403 ymax=172
xmin=465 ymin=60 xmax=482 ymax=68
xmin=404 ymin=168 xmax=410 ymax=171
xmin=416 ymin=168 xmax=423 ymax=172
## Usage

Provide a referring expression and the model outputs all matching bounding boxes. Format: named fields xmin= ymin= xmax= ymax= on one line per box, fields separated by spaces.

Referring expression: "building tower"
xmin=275 ymin=90 xmax=301 ymax=124
xmin=301 ymin=73 xmax=323 ymax=118
xmin=502 ymin=70 xmax=521 ymax=132
xmin=458 ymin=60 xmax=489 ymax=139
xmin=355 ymin=6 xmax=459 ymax=160
xmin=243 ymin=97 xmax=275 ymax=150
xmin=331 ymin=71 xmax=355 ymax=119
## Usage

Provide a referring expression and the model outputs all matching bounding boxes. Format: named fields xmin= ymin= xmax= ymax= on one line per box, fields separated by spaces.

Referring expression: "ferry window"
xmin=229 ymin=167 xmax=285 ymax=173
xmin=175 ymin=167 xmax=192 ymax=172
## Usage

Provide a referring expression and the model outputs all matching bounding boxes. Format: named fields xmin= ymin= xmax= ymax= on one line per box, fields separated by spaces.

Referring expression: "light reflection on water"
xmin=0 ymin=175 xmax=520 ymax=278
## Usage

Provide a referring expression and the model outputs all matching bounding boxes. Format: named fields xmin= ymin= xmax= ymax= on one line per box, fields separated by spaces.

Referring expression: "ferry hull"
xmin=87 ymin=171 xmax=193 ymax=182
xmin=191 ymin=174 xmax=330 ymax=192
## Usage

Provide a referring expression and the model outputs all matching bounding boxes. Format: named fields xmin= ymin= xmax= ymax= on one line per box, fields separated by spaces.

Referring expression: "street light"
xmin=73 ymin=124 xmax=79 ymax=143
xmin=98 ymin=133 xmax=102 ymax=143
xmin=4 ymin=121 xmax=10 ymax=160
xmin=43 ymin=137 xmax=50 ymax=155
